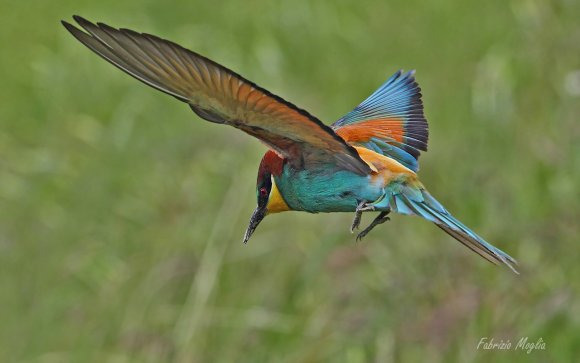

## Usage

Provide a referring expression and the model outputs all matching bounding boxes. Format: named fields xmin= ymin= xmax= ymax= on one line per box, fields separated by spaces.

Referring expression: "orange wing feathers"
xmin=332 ymin=70 xmax=428 ymax=172
xmin=336 ymin=118 xmax=406 ymax=144
xmin=62 ymin=16 xmax=371 ymax=175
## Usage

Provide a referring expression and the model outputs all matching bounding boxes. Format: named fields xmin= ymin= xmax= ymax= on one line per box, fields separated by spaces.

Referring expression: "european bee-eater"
xmin=62 ymin=16 xmax=517 ymax=273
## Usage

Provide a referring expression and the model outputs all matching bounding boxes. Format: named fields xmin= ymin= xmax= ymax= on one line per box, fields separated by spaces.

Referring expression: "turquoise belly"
xmin=275 ymin=166 xmax=385 ymax=213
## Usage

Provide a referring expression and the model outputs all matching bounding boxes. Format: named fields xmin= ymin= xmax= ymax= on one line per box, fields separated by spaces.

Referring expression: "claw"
xmin=351 ymin=211 xmax=362 ymax=232
xmin=355 ymin=210 xmax=391 ymax=241
xmin=350 ymin=200 xmax=372 ymax=232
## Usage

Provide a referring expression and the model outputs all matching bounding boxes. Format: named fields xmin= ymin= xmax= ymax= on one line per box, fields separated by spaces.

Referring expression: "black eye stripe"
xmin=257 ymin=171 xmax=272 ymax=208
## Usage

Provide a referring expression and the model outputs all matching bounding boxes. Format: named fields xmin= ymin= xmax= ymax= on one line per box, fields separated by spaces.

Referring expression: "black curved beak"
xmin=243 ymin=206 xmax=267 ymax=244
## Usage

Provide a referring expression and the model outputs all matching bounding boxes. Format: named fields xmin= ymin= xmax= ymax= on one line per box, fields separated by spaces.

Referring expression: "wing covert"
xmin=332 ymin=70 xmax=428 ymax=172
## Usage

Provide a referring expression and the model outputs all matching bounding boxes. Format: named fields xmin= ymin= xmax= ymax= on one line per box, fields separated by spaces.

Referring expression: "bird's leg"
xmin=350 ymin=200 xmax=376 ymax=232
xmin=356 ymin=209 xmax=391 ymax=241
xmin=350 ymin=201 xmax=365 ymax=232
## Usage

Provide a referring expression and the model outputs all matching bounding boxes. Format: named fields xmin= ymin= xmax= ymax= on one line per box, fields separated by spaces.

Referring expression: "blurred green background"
xmin=1 ymin=0 xmax=579 ymax=362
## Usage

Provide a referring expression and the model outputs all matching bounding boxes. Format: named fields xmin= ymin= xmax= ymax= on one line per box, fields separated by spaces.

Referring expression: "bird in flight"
xmin=62 ymin=16 xmax=517 ymax=273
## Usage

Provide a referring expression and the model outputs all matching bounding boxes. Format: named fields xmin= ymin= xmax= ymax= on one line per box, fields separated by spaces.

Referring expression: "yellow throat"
xmin=266 ymin=179 xmax=290 ymax=213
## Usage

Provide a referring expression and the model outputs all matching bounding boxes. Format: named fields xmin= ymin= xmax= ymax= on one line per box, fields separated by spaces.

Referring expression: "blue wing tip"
xmin=392 ymin=69 xmax=416 ymax=81
xmin=332 ymin=67 xmax=429 ymax=170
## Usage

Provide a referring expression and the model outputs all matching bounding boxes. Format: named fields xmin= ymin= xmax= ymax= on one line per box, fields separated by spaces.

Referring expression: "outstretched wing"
xmin=332 ymin=70 xmax=428 ymax=172
xmin=62 ymin=16 xmax=371 ymax=175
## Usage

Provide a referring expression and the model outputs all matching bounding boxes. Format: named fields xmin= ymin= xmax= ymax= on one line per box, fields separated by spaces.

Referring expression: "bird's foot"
xmin=356 ymin=210 xmax=391 ymax=241
xmin=350 ymin=200 xmax=376 ymax=232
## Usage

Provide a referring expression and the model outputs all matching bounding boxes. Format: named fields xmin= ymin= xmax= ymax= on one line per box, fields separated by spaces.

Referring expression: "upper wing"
xmin=62 ymin=16 xmax=371 ymax=175
xmin=332 ymin=70 xmax=428 ymax=172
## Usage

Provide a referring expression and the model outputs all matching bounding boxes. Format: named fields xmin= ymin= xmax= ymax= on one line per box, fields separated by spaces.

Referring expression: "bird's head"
xmin=243 ymin=150 xmax=289 ymax=244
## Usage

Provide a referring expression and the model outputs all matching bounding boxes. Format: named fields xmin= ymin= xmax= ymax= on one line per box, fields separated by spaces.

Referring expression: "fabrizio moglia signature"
xmin=477 ymin=337 xmax=546 ymax=354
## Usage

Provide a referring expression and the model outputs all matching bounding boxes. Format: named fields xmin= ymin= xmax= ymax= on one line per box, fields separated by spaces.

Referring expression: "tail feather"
xmin=393 ymin=188 xmax=518 ymax=274
xmin=435 ymin=223 xmax=501 ymax=265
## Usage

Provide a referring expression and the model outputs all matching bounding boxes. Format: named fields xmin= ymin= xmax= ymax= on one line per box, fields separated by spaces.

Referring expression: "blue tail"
xmin=391 ymin=187 xmax=518 ymax=273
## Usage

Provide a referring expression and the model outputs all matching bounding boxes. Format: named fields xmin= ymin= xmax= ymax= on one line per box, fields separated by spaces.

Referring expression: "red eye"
xmin=259 ymin=187 xmax=268 ymax=197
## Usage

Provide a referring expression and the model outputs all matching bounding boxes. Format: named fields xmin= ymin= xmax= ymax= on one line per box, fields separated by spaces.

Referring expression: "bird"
xmin=62 ymin=16 xmax=518 ymax=273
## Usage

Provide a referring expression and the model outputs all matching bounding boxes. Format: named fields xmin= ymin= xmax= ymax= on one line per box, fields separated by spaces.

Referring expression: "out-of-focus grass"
xmin=1 ymin=0 xmax=579 ymax=362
